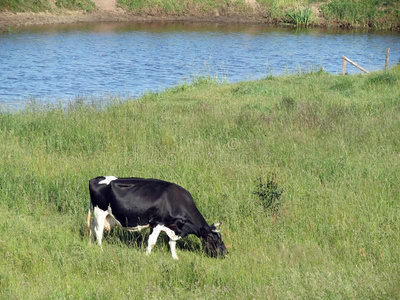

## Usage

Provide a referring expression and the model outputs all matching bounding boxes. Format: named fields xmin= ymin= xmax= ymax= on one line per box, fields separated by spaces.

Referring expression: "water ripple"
xmin=0 ymin=23 xmax=399 ymax=106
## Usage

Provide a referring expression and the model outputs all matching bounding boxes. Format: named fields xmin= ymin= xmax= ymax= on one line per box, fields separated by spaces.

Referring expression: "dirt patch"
xmin=0 ymin=9 xmax=275 ymax=31
xmin=92 ymin=0 xmax=119 ymax=11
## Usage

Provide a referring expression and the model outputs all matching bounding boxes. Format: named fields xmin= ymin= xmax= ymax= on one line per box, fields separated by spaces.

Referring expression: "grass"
xmin=321 ymin=0 xmax=400 ymax=29
xmin=0 ymin=0 xmax=52 ymax=12
xmin=287 ymin=7 xmax=312 ymax=27
xmin=0 ymin=0 xmax=96 ymax=12
xmin=55 ymin=0 xmax=96 ymax=12
xmin=1 ymin=66 xmax=400 ymax=298
xmin=117 ymin=0 xmax=248 ymax=16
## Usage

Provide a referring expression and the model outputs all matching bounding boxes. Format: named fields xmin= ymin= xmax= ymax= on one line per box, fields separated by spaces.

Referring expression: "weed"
xmin=253 ymin=174 xmax=283 ymax=216
xmin=366 ymin=72 xmax=398 ymax=85
xmin=280 ymin=96 xmax=296 ymax=111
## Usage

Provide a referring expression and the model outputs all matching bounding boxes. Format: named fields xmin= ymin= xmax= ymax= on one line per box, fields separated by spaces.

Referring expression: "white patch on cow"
xmin=145 ymin=225 xmax=182 ymax=259
xmin=98 ymin=176 xmax=118 ymax=185
xmin=146 ymin=225 xmax=162 ymax=256
xmin=160 ymin=226 xmax=181 ymax=241
xmin=161 ymin=226 xmax=181 ymax=260
xmin=169 ymin=240 xmax=178 ymax=260
xmin=92 ymin=206 xmax=109 ymax=246
xmin=127 ymin=225 xmax=150 ymax=232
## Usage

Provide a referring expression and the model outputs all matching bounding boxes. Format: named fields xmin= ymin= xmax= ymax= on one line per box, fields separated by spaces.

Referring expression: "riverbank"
xmin=1 ymin=66 xmax=399 ymax=298
xmin=0 ymin=10 xmax=276 ymax=31
xmin=1 ymin=0 xmax=399 ymax=31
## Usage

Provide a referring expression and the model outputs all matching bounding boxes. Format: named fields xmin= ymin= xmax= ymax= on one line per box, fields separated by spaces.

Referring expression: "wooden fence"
xmin=341 ymin=48 xmax=391 ymax=75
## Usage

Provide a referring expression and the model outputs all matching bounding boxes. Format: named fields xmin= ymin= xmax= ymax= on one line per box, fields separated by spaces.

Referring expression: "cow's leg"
xmin=169 ymin=240 xmax=178 ymax=260
xmin=161 ymin=226 xmax=181 ymax=260
xmin=93 ymin=206 xmax=108 ymax=246
xmin=146 ymin=225 xmax=162 ymax=256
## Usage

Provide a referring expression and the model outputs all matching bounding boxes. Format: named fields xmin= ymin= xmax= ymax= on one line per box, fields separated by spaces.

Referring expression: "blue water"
xmin=1 ymin=22 xmax=399 ymax=106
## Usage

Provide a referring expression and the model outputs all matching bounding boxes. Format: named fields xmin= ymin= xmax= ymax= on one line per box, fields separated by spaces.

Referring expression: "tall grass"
xmin=1 ymin=66 xmax=400 ymax=298
xmin=117 ymin=0 xmax=248 ymax=15
xmin=321 ymin=0 xmax=400 ymax=28
xmin=287 ymin=7 xmax=312 ymax=27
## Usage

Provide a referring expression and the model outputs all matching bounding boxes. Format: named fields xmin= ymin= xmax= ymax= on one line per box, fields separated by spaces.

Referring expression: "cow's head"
xmin=200 ymin=223 xmax=227 ymax=258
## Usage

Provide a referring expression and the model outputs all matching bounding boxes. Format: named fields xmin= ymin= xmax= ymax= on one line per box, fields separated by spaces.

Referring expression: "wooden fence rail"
xmin=341 ymin=56 xmax=369 ymax=75
xmin=341 ymin=48 xmax=390 ymax=75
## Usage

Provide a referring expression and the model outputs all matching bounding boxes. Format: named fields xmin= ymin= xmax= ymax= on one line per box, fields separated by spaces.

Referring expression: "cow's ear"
xmin=211 ymin=222 xmax=221 ymax=233
xmin=200 ymin=227 xmax=208 ymax=237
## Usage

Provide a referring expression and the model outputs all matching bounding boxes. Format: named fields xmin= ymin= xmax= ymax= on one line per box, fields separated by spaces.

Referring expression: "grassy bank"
xmin=1 ymin=66 xmax=399 ymax=298
xmin=0 ymin=0 xmax=96 ymax=12
xmin=119 ymin=0 xmax=400 ymax=28
xmin=0 ymin=0 xmax=399 ymax=29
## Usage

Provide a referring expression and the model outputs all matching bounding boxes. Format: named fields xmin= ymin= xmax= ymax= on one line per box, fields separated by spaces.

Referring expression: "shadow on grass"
xmin=82 ymin=226 xmax=202 ymax=253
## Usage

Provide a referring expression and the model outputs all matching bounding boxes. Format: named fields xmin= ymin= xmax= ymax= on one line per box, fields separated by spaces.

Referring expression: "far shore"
xmin=0 ymin=11 xmax=277 ymax=31
xmin=1 ymin=9 xmax=399 ymax=32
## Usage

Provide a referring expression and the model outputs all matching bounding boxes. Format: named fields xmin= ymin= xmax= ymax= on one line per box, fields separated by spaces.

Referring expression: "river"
xmin=1 ymin=22 xmax=399 ymax=107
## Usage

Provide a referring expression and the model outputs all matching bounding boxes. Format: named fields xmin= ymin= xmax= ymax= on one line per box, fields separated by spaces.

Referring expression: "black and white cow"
xmin=86 ymin=176 xmax=227 ymax=259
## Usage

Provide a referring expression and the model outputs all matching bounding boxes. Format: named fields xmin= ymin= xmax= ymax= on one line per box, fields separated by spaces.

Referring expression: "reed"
xmin=287 ymin=7 xmax=312 ymax=27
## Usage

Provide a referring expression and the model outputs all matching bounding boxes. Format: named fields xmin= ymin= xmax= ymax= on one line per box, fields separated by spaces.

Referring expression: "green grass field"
xmin=1 ymin=66 xmax=400 ymax=298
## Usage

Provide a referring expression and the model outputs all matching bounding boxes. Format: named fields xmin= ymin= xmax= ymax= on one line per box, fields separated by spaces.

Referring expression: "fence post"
xmin=342 ymin=58 xmax=347 ymax=75
xmin=385 ymin=48 xmax=390 ymax=70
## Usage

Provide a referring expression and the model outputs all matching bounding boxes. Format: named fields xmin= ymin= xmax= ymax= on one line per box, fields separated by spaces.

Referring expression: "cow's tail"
xmin=85 ymin=203 xmax=93 ymax=236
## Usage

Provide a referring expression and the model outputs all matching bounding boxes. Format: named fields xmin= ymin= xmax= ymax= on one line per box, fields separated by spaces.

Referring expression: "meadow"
xmin=1 ymin=66 xmax=400 ymax=298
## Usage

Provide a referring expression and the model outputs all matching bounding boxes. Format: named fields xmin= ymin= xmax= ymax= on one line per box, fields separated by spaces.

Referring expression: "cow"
xmin=86 ymin=176 xmax=227 ymax=259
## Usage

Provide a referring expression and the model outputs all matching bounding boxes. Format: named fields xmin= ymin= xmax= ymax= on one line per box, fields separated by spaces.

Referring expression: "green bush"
xmin=253 ymin=174 xmax=283 ymax=215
